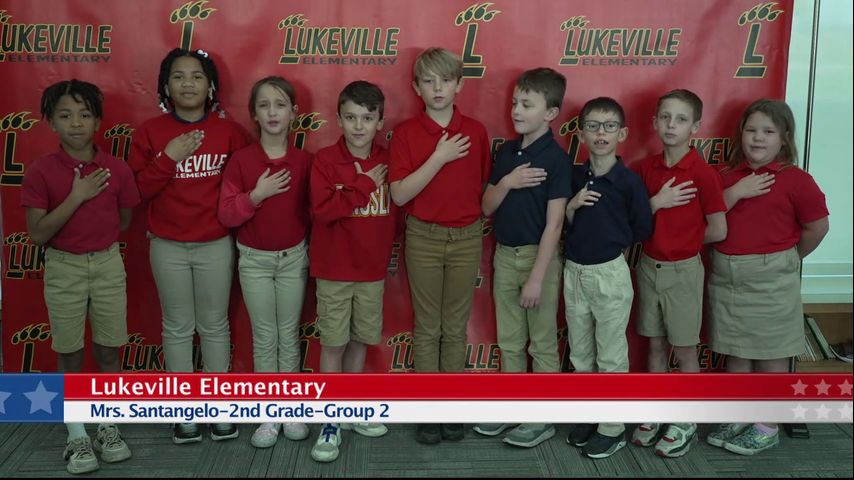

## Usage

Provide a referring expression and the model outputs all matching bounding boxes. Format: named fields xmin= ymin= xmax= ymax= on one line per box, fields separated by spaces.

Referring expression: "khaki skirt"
xmin=708 ymin=248 xmax=804 ymax=360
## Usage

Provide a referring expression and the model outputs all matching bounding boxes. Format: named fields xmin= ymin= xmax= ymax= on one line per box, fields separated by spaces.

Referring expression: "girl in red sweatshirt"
xmin=129 ymin=48 xmax=248 ymax=445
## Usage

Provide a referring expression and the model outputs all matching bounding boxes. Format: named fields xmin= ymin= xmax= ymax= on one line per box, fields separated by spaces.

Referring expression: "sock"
xmin=754 ymin=423 xmax=778 ymax=435
xmin=66 ymin=423 xmax=88 ymax=442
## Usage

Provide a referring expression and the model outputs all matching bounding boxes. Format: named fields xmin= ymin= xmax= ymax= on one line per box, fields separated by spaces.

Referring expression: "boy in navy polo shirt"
xmin=474 ymin=68 xmax=570 ymax=448
xmin=21 ymin=79 xmax=139 ymax=474
xmin=562 ymin=97 xmax=652 ymax=459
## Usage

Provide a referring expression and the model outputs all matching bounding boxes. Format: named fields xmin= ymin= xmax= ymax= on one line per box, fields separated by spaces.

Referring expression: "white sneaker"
xmin=310 ymin=424 xmax=341 ymax=463
xmin=283 ymin=422 xmax=310 ymax=441
xmin=340 ymin=422 xmax=388 ymax=438
xmin=251 ymin=423 xmax=281 ymax=448
xmin=93 ymin=424 xmax=132 ymax=463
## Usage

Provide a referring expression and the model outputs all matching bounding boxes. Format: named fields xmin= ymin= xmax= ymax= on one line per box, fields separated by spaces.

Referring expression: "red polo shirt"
xmin=218 ymin=142 xmax=311 ymax=251
xmin=388 ymin=107 xmax=491 ymax=227
xmin=21 ymin=147 xmax=140 ymax=254
xmin=714 ymin=161 xmax=828 ymax=255
xmin=632 ymin=147 xmax=726 ymax=261
xmin=310 ymin=137 xmax=398 ymax=282
xmin=129 ymin=113 xmax=250 ymax=242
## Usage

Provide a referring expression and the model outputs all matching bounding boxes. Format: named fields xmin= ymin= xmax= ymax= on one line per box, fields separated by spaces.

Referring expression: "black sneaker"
xmin=582 ymin=432 xmax=627 ymax=459
xmin=172 ymin=423 xmax=202 ymax=445
xmin=566 ymin=423 xmax=597 ymax=447
xmin=415 ymin=423 xmax=441 ymax=444
xmin=440 ymin=423 xmax=464 ymax=441
xmin=210 ymin=423 xmax=239 ymax=441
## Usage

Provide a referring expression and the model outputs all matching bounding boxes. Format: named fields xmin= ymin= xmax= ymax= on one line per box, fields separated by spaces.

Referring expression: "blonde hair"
xmin=413 ymin=47 xmax=463 ymax=81
xmin=729 ymin=98 xmax=798 ymax=169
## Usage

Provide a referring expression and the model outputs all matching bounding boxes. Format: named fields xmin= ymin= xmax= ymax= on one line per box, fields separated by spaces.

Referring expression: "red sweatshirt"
xmin=310 ymin=138 xmax=397 ymax=282
xmin=129 ymin=113 xmax=249 ymax=242
xmin=219 ymin=142 xmax=312 ymax=251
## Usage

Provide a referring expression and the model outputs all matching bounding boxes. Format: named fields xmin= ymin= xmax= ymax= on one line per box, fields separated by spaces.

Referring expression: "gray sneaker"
xmin=93 ymin=424 xmax=132 ymax=463
xmin=706 ymin=423 xmax=749 ymax=448
xmin=723 ymin=424 xmax=779 ymax=455
xmin=63 ymin=437 xmax=100 ymax=474
xmin=473 ymin=423 xmax=517 ymax=436
xmin=502 ymin=423 xmax=556 ymax=448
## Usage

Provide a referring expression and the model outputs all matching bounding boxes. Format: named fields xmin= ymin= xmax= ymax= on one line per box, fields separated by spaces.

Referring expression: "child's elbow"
xmin=390 ymin=185 xmax=406 ymax=207
xmin=711 ymin=224 xmax=727 ymax=243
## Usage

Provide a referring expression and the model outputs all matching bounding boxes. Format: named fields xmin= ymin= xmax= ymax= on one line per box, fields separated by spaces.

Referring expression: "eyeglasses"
xmin=582 ymin=120 xmax=622 ymax=133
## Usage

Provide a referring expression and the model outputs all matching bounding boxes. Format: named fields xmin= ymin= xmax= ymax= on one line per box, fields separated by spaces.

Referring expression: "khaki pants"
xmin=44 ymin=244 xmax=127 ymax=353
xmin=564 ymin=255 xmax=633 ymax=437
xmin=493 ymin=244 xmax=561 ymax=373
xmin=149 ymin=234 xmax=234 ymax=373
xmin=237 ymin=240 xmax=308 ymax=373
xmin=405 ymin=216 xmax=482 ymax=373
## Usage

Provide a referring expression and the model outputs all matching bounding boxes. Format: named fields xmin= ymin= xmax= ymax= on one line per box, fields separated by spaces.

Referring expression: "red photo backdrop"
xmin=0 ymin=0 xmax=793 ymax=373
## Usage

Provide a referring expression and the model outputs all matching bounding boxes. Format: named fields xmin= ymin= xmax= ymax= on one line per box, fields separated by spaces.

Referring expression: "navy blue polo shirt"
xmin=489 ymin=130 xmax=572 ymax=247
xmin=564 ymin=157 xmax=653 ymax=265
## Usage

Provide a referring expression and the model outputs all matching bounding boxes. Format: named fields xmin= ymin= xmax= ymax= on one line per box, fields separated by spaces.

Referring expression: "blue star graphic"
xmin=0 ymin=391 xmax=11 ymax=414
xmin=23 ymin=381 xmax=59 ymax=414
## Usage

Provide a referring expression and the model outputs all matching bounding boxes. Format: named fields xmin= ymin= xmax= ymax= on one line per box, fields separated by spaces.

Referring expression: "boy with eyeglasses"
xmin=629 ymin=89 xmax=727 ymax=458
xmin=562 ymin=97 xmax=652 ymax=459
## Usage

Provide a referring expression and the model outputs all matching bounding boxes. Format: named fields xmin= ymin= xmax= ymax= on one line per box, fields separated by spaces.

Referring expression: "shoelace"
xmin=320 ymin=424 xmax=338 ymax=442
xmin=99 ymin=426 xmax=124 ymax=448
xmin=66 ymin=438 xmax=95 ymax=459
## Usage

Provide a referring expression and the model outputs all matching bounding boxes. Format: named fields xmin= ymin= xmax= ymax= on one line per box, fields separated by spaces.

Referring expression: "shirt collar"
xmin=416 ymin=106 xmax=462 ymax=135
xmin=511 ymin=129 xmax=555 ymax=157
xmin=733 ymin=159 xmax=784 ymax=173
xmin=655 ymin=147 xmax=701 ymax=171
xmin=336 ymin=136 xmax=382 ymax=162
xmin=170 ymin=110 xmax=209 ymax=124
xmin=57 ymin=145 xmax=107 ymax=169
xmin=584 ymin=156 xmax=627 ymax=183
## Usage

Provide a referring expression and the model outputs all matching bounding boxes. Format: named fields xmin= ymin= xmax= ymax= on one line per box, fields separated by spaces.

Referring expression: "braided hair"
xmin=40 ymin=79 xmax=104 ymax=119
xmin=156 ymin=47 xmax=224 ymax=117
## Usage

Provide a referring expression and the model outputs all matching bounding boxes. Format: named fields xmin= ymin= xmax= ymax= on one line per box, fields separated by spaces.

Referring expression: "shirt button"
xmin=656 ymin=264 xmax=661 ymax=269
xmin=588 ymin=181 xmax=594 ymax=185
xmin=517 ymin=151 xmax=522 ymax=156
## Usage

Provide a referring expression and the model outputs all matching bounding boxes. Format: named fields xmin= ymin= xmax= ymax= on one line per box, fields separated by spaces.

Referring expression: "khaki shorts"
xmin=43 ymin=244 xmax=128 ymax=353
xmin=708 ymin=248 xmax=804 ymax=360
xmin=636 ymin=254 xmax=704 ymax=346
xmin=316 ymin=278 xmax=385 ymax=347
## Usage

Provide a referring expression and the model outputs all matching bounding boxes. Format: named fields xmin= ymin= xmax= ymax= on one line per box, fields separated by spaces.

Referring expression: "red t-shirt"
xmin=388 ymin=107 xmax=491 ymax=227
xmin=128 ymin=113 xmax=249 ymax=242
xmin=633 ymin=147 xmax=726 ymax=261
xmin=714 ymin=161 xmax=828 ymax=255
xmin=21 ymin=147 xmax=140 ymax=254
xmin=218 ymin=142 xmax=312 ymax=251
xmin=310 ymin=138 xmax=397 ymax=282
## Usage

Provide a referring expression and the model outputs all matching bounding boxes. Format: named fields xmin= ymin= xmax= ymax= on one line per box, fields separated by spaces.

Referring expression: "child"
xmin=707 ymin=99 xmax=829 ymax=455
xmin=22 ymin=79 xmax=139 ymax=474
xmin=474 ymin=68 xmax=570 ymax=448
xmin=129 ymin=48 xmax=249 ymax=444
xmin=308 ymin=80 xmax=396 ymax=462
xmin=563 ymin=97 xmax=652 ymax=459
xmin=388 ymin=47 xmax=492 ymax=444
xmin=218 ymin=75 xmax=312 ymax=448
xmin=630 ymin=89 xmax=727 ymax=457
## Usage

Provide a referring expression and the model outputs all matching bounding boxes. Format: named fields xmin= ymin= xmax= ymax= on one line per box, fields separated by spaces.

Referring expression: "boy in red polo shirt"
xmin=308 ymin=80 xmax=397 ymax=463
xmin=389 ymin=47 xmax=492 ymax=445
xmin=630 ymin=89 xmax=727 ymax=457
xmin=21 ymin=79 xmax=140 ymax=474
